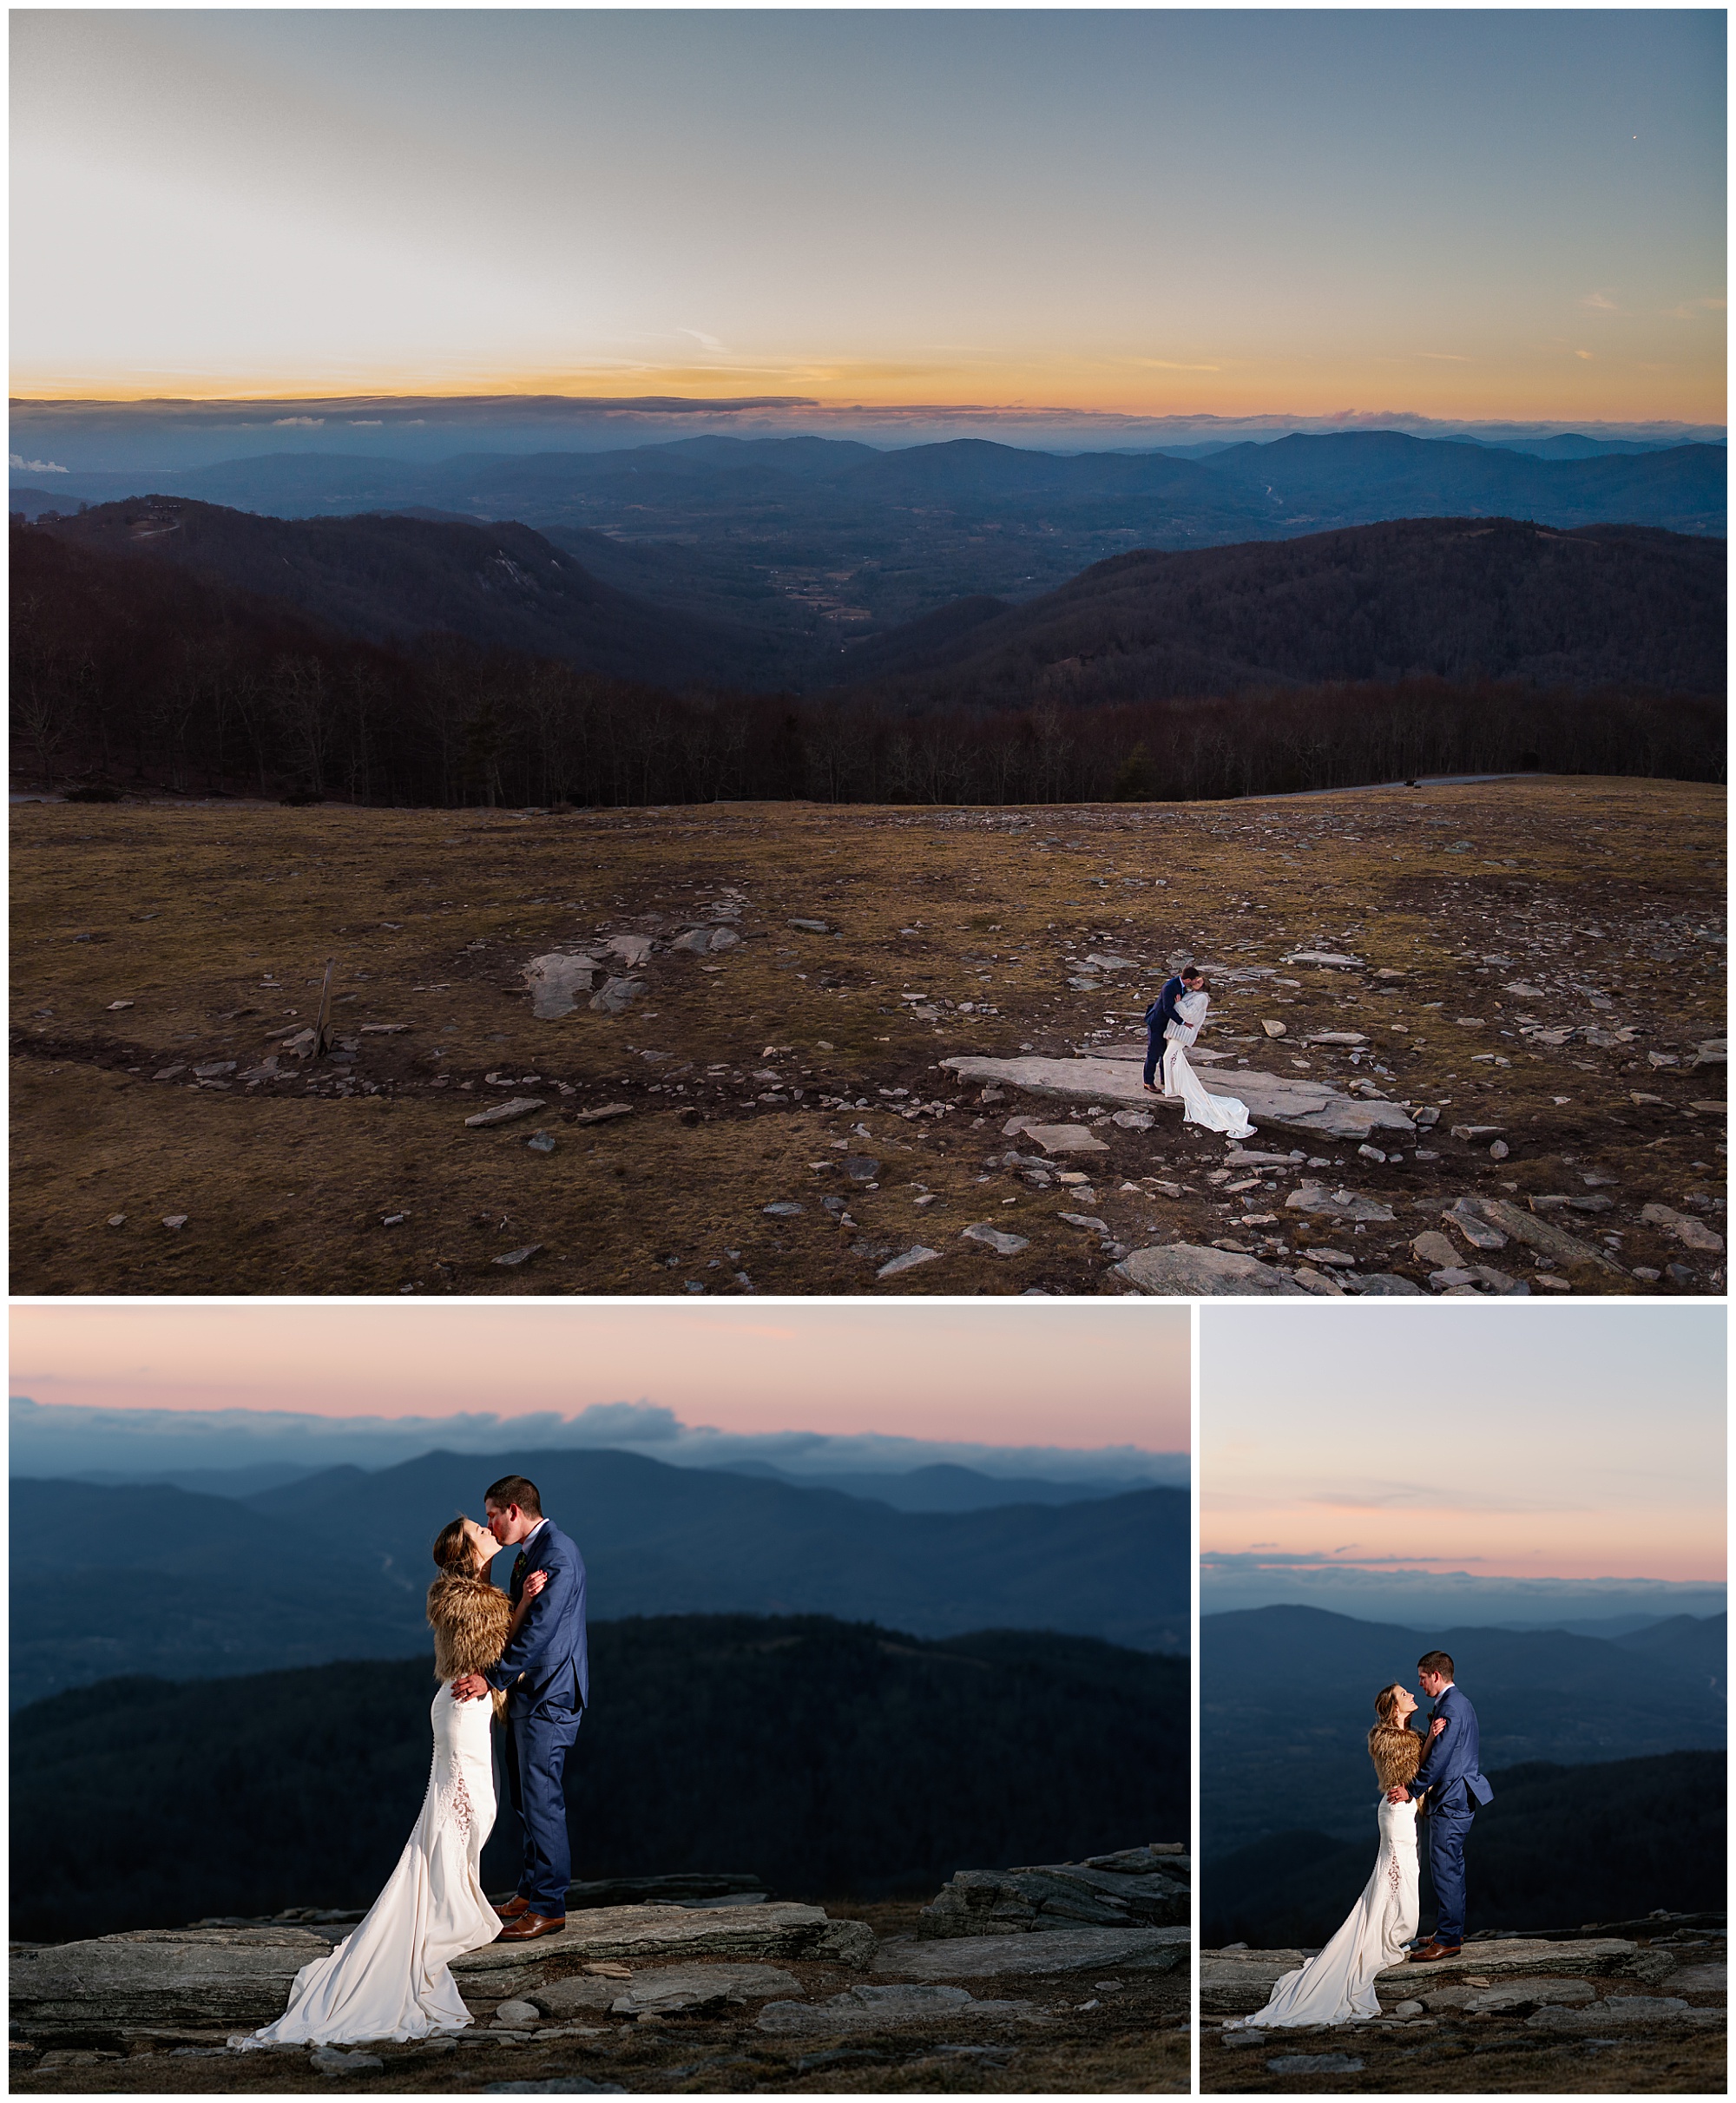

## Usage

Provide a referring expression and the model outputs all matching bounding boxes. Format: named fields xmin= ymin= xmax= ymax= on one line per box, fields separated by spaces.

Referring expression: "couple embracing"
xmin=1142 ymin=963 xmax=1256 ymax=1140
xmin=238 ymin=1474 xmax=588 ymax=2049
xmin=1231 ymin=1649 xmax=1493 ymax=2030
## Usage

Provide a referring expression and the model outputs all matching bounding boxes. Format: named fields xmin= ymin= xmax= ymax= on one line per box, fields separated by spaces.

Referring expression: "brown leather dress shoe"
xmin=1408 ymin=1940 xmax=1463 ymax=1962
xmin=496 ymin=1911 xmax=567 ymax=1942
xmin=492 ymin=1896 xmax=531 ymax=1922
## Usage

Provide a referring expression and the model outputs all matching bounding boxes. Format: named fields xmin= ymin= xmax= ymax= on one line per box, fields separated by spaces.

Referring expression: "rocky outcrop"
xmin=1114 ymin=1245 xmax=1310 ymax=1295
xmin=918 ymin=1843 xmax=1189 ymax=1937
xmin=1201 ymin=1914 xmax=1728 ymax=2082
xmin=941 ymin=1055 xmax=1415 ymax=1142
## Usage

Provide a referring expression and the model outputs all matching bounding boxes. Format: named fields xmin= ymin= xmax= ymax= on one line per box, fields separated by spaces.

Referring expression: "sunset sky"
xmin=8 ymin=1301 xmax=1188 ymax=1454
xmin=10 ymin=9 xmax=1725 ymax=421
xmin=1201 ymin=1305 xmax=1725 ymax=1586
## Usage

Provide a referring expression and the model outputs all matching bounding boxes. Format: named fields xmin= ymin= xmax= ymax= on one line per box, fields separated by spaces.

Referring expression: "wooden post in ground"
xmin=311 ymin=956 xmax=337 ymax=1061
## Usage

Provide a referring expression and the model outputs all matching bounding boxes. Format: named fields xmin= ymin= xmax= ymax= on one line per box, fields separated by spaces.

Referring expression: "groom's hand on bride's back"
xmin=1386 ymin=1786 xmax=1410 ymax=1803
xmin=451 ymin=1673 xmax=490 ymax=1702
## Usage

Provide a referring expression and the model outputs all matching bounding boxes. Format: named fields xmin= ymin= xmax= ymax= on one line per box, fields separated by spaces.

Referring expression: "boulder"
xmin=1410 ymin=1231 xmax=1461 ymax=1269
xmin=1114 ymin=1245 xmax=1308 ymax=1296
xmin=523 ymin=956 xmax=599 ymax=1020
xmin=941 ymin=1055 xmax=1411 ymax=1142
xmin=589 ymin=977 xmax=645 ymax=1016
xmin=919 ymin=1855 xmax=1188 ymax=1937
xmin=1443 ymin=1196 xmax=1509 ymax=1251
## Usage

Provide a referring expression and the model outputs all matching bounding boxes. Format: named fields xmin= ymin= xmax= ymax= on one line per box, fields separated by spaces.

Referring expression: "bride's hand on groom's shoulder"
xmin=1429 ymin=1717 xmax=1446 ymax=1738
xmin=522 ymin=1569 xmax=549 ymax=1599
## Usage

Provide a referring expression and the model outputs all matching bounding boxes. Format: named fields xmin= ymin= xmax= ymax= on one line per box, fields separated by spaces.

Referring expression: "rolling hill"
xmin=11 ymin=1615 xmax=1189 ymax=1940
xmin=833 ymin=516 xmax=1726 ymax=706
xmin=10 ymin=1449 xmax=1188 ymax=1705
xmin=1200 ymin=1605 xmax=1727 ymax=1858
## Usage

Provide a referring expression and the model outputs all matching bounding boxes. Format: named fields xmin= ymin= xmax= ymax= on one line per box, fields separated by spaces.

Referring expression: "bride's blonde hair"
xmin=1371 ymin=1683 xmax=1408 ymax=1727
xmin=431 ymin=1515 xmax=487 ymax=1577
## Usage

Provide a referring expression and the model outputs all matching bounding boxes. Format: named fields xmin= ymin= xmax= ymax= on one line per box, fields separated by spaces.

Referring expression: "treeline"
xmin=12 ymin=522 xmax=1723 ymax=807
xmin=1202 ymin=1751 xmax=1726 ymax=1948
xmin=10 ymin=1614 xmax=1188 ymax=1942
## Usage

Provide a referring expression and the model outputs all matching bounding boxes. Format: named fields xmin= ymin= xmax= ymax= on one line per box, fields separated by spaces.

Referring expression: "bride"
xmin=1226 ymin=1684 xmax=1438 ymax=2029
xmin=236 ymin=1517 xmax=548 ymax=2049
xmin=1160 ymin=980 xmax=1256 ymax=1140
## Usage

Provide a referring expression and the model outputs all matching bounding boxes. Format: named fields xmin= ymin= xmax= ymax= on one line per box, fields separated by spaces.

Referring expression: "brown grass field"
xmin=10 ymin=777 xmax=1725 ymax=1297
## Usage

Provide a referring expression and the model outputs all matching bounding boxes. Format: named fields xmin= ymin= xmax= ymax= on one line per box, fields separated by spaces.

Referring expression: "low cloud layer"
xmin=1202 ymin=1552 xmax=1724 ymax=1628
xmin=10 ymin=1393 xmax=1184 ymax=1489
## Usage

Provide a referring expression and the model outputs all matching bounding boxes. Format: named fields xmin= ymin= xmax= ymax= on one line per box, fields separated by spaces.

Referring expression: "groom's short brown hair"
xmin=1417 ymin=1649 xmax=1455 ymax=1678
xmin=485 ymin=1473 xmax=542 ymax=1517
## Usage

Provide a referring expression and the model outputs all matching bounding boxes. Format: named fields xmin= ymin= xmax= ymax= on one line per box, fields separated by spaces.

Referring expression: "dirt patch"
xmin=10 ymin=780 xmax=1724 ymax=1294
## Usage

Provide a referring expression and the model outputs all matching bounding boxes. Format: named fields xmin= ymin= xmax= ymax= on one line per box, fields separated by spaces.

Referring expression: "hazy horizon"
xmin=12 ymin=10 xmax=1724 ymax=417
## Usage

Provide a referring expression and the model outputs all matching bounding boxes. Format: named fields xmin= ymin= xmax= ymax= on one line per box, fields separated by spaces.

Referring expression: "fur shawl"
xmin=427 ymin=1571 xmax=512 ymax=1680
xmin=1368 ymin=1723 xmax=1424 ymax=1791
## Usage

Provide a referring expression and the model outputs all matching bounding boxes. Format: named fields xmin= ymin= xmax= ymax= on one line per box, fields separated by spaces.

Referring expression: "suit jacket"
xmin=1408 ymin=1684 xmax=1493 ymax=1812
xmin=483 ymin=1518 xmax=589 ymax=1715
xmin=1147 ymin=976 xmax=1187 ymax=1034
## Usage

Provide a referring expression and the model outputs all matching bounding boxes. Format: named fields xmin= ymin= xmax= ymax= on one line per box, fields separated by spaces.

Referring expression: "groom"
xmin=1385 ymin=1648 xmax=1493 ymax=1961
xmin=1143 ymin=964 xmax=1203 ymax=1095
xmin=452 ymin=1473 xmax=589 ymax=1942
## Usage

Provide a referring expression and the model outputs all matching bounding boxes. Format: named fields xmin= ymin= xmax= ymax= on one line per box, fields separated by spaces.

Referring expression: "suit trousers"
xmin=1143 ymin=1025 xmax=1171 ymax=1088
xmin=1424 ymin=1794 xmax=1475 ymax=1944
xmin=502 ymin=1699 xmax=582 ymax=1916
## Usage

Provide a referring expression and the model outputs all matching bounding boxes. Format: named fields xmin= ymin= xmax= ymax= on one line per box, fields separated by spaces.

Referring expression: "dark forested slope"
xmin=834 ymin=517 xmax=1726 ymax=705
xmin=1202 ymin=1751 xmax=1725 ymax=1947
xmin=11 ymin=1616 xmax=1188 ymax=1940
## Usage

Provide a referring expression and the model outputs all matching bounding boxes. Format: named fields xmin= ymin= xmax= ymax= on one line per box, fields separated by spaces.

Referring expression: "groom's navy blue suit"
xmin=1144 ymin=976 xmax=1187 ymax=1088
xmin=484 ymin=1519 xmax=589 ymax=1916
xmin=1406 ymin=1683 xmax=1492 ymax=1946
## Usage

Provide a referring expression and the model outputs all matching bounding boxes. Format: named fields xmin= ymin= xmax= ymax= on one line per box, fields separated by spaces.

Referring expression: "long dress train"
xmin=235 ymin=1684 xmax=502 ymax=2047
xmin=1162 ymin=991 xmax=1256 ymax=1139
xmin=1226 ymin=1794 xmax=1419 ymax=2028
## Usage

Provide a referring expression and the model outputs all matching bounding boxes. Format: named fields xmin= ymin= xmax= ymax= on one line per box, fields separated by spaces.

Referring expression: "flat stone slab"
xmin=757 ymin=1982 xmax=1033 ymax=2034
xmin=944 ymin=1056 xmax=1412 ymax=1142
xmin=919 ymin=1858 xmax=1187 ymax=1937
xmin=11 ymin=1928 xmax=334 ymax=2032
xmin=1016 ymin=1122 xmax=1112 ymax=1156
xmin=604 ymin=1963 xmax=802 ymax=2015
xmin=453 ymin=1903 xmax=873 ymax=1975
xmin=465 ymin=1096 xmax=547 ymax=1128
xmin=1460 ymin=1193 xmax=1625 ymax=1274
xmin=1114 ymin=1244 xmax=1308 ymax=1296
xmin=1201 ymin=1939 xmax=1643 ymax=2015
xmin=523 ymin=955 xmax=599 ymax=1019
xmin=876 ymin=1927 xmax=1188 ymax=1982
xmin=1529 ymin=1996 xmax=1725 ymax=2032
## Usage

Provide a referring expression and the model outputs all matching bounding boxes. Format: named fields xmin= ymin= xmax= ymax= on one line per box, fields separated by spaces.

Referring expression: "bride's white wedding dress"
xmin=1226 ymin=1792 xmax=1419 ymax=2028
xmin=235 ymin=1684 xmax=501 ymax=2047
xmin=1161 ymin=990 xmax=1256 ymax=1140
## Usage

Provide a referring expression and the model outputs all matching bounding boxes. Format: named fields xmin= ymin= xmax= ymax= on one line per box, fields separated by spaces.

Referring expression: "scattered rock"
xmin=1260 ymin=1021 xmax=1287 ymax=1037
xmin=1284 ymin=951 xmax=1364 ymax=968
xmin=1641 ymin=1203 xmax=1724 ymax=1253
xmin=494 ymin=1998 xmax=542 ymax=2027
xmin=1058 ymin=1213 xmax=1110 ymax=1235
xmin=494 ymin=1245 xmax=543 ymax=1268
xmin=1690 ymin=1039 xmax=1726 ymax=1069
xmin=572 ymin=1102 xmax=633 ymax=1127
xmin=106 ymin=1213 xmax=127 ymax=1228
xmin=608 ymin=1964 xmax=802 ymax=2016
xmin=192 ymin=1061 xmax=238 ymax=1080
xmin=788 ymin=918 xmax=831 ymax=933
xmin=878 ymin=1246 xmax=942 ymax=1278
xmin=1463 ymin=1977 xmax=1596 ymax=2014
xmin=1347 ymin=1273 xmax=1427 ymax=1295
xmin=1285 ymin=1186 xmax=1396 ymax=1224
xmin=602 ymin=936 xmax=653 ymax=967
xmin=961 ymin=1224 xmax=1030 ymax=1256
xmin=1110 ymin=1110 xmax=1154 ymax=1130
xmin=526 ymin=1131 xmax=556 ymax=1154
xmin=589 ymin=977 xmax=646 ymax=1016
xmin=1443 ymin=1196 xmax=1509 ymax=1251
xmin=1411 ymin=1231 xmax=1460 ymax=1269
xmin=762 ymin=1201 xmax=805 ymax=1219
xmin=1305 ymin=1031 xmax=1367 ymax=1047
xmin=481 ymin=2082 xmax=625 ymax=2095
xmin=1114 ymin=1245 xmax=1308 ymax=1296
xmin=843 ymin=1156 xmax=881 ymax=1181
xmin=1266 ymin=2053 xmax=1364 ymax=2074
xmin=465 ymin=1097 xmax=547 ymax=1128
xmin=1460 ymin=1193 xmax=1625 ymax=1272
xmin=161 ymin=1214 xmax=188 ymax=1231
xmin=523 ymin=955 xmax=598 ymax=1020
xmin=1527 ymin=1996 xmax=1721 ymax=2033
xmin=312 ymin=2046 xmax=385 ymax=2074
xmin=106 ymin=999 xmax=135 ymax=1011
xmin=1020 ymin=1124 xmax=1112 ymax=1157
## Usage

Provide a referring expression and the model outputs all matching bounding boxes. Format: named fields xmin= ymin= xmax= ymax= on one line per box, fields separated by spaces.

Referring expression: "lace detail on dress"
xmin=1386 ymin=1851 xmax=1402 ymax=1894
xmin=430 ymin=1751 xmax=477 ymax=1842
